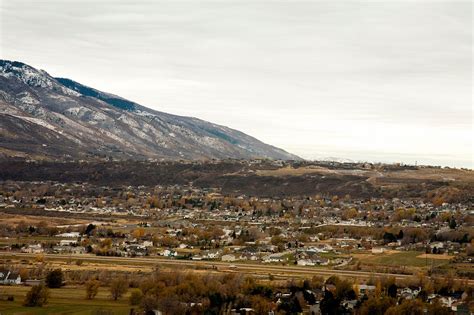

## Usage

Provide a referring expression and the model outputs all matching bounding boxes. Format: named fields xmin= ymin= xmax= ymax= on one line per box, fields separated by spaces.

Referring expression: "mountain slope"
xmin=0 ymin=60 xmax=300 ymax=161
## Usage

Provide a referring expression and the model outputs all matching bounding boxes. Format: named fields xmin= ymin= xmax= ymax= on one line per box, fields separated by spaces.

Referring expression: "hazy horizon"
xmin=1 ymin=0 xmax=472 ymax=168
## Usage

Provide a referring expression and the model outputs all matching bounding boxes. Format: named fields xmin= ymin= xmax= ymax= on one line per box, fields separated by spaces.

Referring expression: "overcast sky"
xmin=1 ymin=0 xmax=472 ymax=167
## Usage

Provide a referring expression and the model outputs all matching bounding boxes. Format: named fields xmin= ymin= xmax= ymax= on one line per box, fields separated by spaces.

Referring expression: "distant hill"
xmin=0 ymin=60 xmax=300 ymax=161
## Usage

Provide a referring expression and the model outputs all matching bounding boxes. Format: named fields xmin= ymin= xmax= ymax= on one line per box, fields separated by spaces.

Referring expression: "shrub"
xmin=129 ymin=289 xmax=143 ymax=305
xmin=24 ymin=285 xmax=49 ymax=307
xmin=46 ymin=269 xmax=63 ymax=288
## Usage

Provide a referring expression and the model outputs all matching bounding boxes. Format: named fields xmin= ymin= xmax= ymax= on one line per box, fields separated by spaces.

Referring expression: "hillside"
xmin=0 ymin=60 xmax=300 ymax=161
xmin=0 ymin=160 xmax=472 ymax=202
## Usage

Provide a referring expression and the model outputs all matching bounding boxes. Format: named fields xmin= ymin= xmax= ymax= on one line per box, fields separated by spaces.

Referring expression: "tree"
xmin=85 ymin=223 xmax=96 ymax=236
xmin=310 ymin=275 xmax=325 ymax=290
xmin=320 ymin=290 xmax=339 ymax=315
xmin=129 ymin=289 xmax=143 ymax=306
xmin=385 ymin=299 xmax=424 ymax=315
xmin=325 ymin=275 xmax=340 ymax=286
xmin=427 ymin=301 xmax=450 ymax=315
xmin=24 ymin=285 xmax=50 ymax=307
xmin=132 ymin=228 xmax=145 ymax=239
xmin=85 ymin=279 xmax=101 ymax=299
xmin=46 ymin=269 xmax=63 ymax=288
xmin=250 ymin=295 xmax=274 ymax=314
xmin=110 ymin=277 xmax=129 ymax=300
xmin=141 ymin=294 xmax=159 ymax=313
xmin=335 ymin=279 xmax=355 ymax=300
xmin=383 ymin=232 xmax=397 ymax=244
xmin=278 ymin=295 xmax=303 ymax=314
xmin=397 ymin=230 xmax=404 ymax=240
xmin=449 ymin=218 xmax=457 ymax=229
xmin=359 ymin=296 xmax=394 ymax=315
xmin=417 ymin=289 xmax=428 ymax=302
xmin=387 ymin=283 xmax=398 ymax=298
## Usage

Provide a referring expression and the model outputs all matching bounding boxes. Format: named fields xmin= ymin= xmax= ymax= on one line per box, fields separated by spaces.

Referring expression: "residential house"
xmin=21 ymin=244 xmax=44 ymax=254
xmin=0 ymin=269 xmax=21 ymax=285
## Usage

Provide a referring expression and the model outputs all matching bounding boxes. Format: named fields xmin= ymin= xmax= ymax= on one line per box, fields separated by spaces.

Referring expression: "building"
xmin=56 ymin=232 xmax=81 ymax=238
xmin=21 ymin=244 xmax=44 ymax=254
xmin=0 ymin=269 xmax=21 ymax=285
xmin=221 ymin=254 xmax=237 ymax=262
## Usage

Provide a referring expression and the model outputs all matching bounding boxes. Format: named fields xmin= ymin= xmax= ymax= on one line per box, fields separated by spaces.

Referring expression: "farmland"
xmin=0 ymin=286 xmax=131 ymax=315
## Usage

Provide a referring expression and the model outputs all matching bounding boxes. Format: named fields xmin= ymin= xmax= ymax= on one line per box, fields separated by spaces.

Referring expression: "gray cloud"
xmin=1 ymin=0 xmax=472 ymax=167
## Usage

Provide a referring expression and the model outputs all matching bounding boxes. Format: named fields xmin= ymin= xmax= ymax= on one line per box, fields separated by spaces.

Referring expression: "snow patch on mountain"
xmin=17 ymin=92 xmax=39 ymax=105
xmin=0 ymin=61 xmax=80 ymax=97
xmin=0 ymin=59 xmax=301 ymax=161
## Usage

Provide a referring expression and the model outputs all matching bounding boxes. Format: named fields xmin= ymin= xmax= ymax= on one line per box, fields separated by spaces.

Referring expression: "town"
xmin=0 ymin=160 xmax=472 ymax=314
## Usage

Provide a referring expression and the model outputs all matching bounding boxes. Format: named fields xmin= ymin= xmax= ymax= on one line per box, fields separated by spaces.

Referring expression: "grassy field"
xmin=0 ymin=286 xmax=132 ymax=315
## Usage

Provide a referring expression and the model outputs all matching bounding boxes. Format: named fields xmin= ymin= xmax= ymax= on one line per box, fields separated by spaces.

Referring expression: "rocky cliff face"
xmin=0 ymin=60 xmax=300 ymax=161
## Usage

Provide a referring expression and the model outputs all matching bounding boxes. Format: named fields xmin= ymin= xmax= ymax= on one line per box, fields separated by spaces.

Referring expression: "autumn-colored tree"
xmin=19 ymin=268 xmax=29 ymax=281
xmin=385 ymin=299 xmax=424 ymax=315
xmin=427 ymin=300 xmax=450 ymax=315
xmin=132 ymin=228 xmax=145 ymax=239
xmin=432 ymin=196 xmax=445 ymax=206
xmin=24 ymin=285 xmax=50 ymax=307
xmin=343 ymin=208 xmax=358 ymax=220
xmin=100 ymin=238 xmax=113 ymax=249
xmin=110 ymin=277 xmax=129 ymax=300
xmin=336 ymin=279 xmax=356 ymax=300
xmin=141 ymin=294 xmax=159 ymax=313
xmin=310 ymin=276 xmax=325 ymax=290
xmin=35 ymin=253 xmax=45 ymax=263
xmin=85 ymin=279 xmax=101 ymax=299
xmin=249 ymin=295 xmax=273 ymax=314
xmin=359 ymin=295 xmax=395 ymax=315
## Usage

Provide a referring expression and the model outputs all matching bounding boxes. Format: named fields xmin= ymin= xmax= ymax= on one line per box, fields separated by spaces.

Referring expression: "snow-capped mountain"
xmin=0 ymin=60 xmax=300 ymax=161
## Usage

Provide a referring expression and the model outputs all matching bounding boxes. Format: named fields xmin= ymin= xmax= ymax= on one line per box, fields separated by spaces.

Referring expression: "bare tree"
xmin=110 ymin=277 xmax=129 ymax=300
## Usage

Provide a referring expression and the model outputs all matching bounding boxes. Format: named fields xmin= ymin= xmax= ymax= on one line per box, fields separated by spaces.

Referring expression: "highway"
xmin=3 ymin=252 xmax=472 ymax=284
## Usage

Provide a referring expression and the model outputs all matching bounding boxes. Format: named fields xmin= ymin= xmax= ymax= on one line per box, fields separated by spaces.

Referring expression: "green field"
xmin=0 ymin=286 xmax=132 ymax=315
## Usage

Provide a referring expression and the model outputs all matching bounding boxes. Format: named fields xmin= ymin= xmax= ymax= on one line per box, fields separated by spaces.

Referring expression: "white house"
xmin=21 ymin=244 xmax=44 ymax=254
xmin=161 ymin=249 xmax=177 ymax=257
xmin=0 ymin=270 xmax=21 ymax=285
xmin=56 ymin=232 xmax=81 ymax=238
xmin=297 ymin=259 xmax=316 ymax=266
xmin=263 ymin=253 xmax=287 ymax=263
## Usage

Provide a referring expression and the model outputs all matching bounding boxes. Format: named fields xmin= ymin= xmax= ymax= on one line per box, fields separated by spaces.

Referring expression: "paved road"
xmin=3 ymin=252 xmax=472 ymax=284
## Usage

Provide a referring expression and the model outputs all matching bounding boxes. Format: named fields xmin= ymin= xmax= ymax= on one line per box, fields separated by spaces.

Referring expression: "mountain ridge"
xmin=0 ymin=59 xmax=300 ymax=161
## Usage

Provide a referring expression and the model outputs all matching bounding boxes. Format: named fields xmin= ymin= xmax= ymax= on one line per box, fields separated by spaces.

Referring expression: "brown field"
xmin=0 ymin=213 xmax=89 ymax=227
xmin=256 ymin=166 xmax=474 ymax=183
xmin=256 ymin=166 xmax=374 ymax=177
xmin=416 ymin=253 xmax=455 ymax=260
xmin=352 ymin=251 xmax=451 ymax=269
xmin=4 ymin=252 xmax=473 ymax=285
